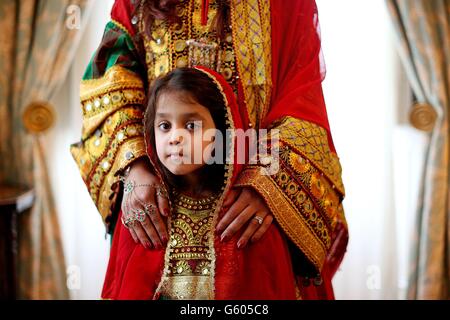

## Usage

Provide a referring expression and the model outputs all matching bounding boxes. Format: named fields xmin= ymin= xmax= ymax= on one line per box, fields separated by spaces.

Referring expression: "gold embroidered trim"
xmin=71 ymin=105 xmax=146 ymax=222
xmin=257 ymin=0 xmax=272 ymax=123
xmin=234 ymin=166 xmax=327 ymax=270
xmin=273 ymin=117 xmax=345 ymax=196
xmin=111 ymin=19 xmax=133 ymax=39
xmin=79 ymin=66 xmax=145 ymax=139
xmin=98 ymin=137 xmax=146 ymax=220
xmin=230 ymin=0 xmax=272 ymax=129
xmin=140 ymin=0 xmax=239 ymax=93
xmin=161 ymin=192 xmax=219 ymax=299
xmin=80 ymin=65 xmax=144 ymax=102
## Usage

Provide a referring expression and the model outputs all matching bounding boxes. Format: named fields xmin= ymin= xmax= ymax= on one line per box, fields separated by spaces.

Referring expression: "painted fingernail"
xmin=164 ymin=208 xmax=170 ymax=216
xmin=221 ymin=234 xmax=228 ymax=242
xmin=237 ymin=240 xmax=244 ymax=249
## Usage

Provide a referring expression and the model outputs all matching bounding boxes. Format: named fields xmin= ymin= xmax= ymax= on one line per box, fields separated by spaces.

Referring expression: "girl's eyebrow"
xmin=156 ymin=112 xmax=206 ymax=121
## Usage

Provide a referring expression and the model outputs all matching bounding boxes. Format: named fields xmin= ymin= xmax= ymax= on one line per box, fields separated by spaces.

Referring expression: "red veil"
xmin=267 ymin=0 xmax=335 ymax=152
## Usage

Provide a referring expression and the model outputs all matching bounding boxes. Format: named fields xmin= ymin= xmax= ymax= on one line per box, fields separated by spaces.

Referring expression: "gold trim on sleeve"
xmin=229 ymin=0 xmax=272 ymax=129
xmin=97 ymin=137 xmax=147 ymax=221
xmin=234 ymin=166 xmax=327 ymax=270
xmin=79 ymin=66 xmax=145 ymax=139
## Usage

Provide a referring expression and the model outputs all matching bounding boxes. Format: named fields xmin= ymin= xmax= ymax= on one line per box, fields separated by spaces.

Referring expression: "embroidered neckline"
xmin=172 ymin=189 xmax=220 ymax=210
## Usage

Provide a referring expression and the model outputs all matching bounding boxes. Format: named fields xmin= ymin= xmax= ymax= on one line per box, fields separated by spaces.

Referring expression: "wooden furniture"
xmin=0 ymin=185 xmax=34 ymax=300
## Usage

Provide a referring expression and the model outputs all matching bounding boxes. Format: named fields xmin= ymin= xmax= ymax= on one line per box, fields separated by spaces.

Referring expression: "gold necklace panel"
xmin=167 ymin=192 xmax=219 ymax=277
xmin=142 ymin=0 xmax=238 ymax=94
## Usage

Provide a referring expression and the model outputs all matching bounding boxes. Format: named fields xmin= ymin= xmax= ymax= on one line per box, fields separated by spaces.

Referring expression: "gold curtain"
xmin=386 ymin=0 xmax=449 ymax=299
xmin=0 ymin=0 xmax=93 ymax=299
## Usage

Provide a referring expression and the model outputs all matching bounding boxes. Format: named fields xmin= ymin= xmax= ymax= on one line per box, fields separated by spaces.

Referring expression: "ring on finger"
xmin=134 ymin=208 xmax=146 ymax=222
xmin=156 ymin=187 xmax=168 ymax=198
xmin=253 ymin=215 xmax=264 ymax=225
xmin=144 ymin=203 xmax=156 ymax=215
xmin=122 ymin=215 xmax=136 ymax=228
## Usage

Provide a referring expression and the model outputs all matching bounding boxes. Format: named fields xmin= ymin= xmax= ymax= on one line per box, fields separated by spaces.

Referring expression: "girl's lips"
xmin=167 ymin=152 xmax=183 ymax=157
xmin=168 ymin=153 xmax=185 ymax=162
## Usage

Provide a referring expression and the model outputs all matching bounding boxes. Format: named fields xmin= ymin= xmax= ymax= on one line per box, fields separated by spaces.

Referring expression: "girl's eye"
xmin=186 ymin=121 xmax=201 ymax=130
xmin=158 ymin=122 xmax=170 ymax=131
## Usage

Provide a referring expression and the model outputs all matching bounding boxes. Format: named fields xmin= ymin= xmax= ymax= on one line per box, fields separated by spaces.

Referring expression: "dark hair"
xmin=137 ymin=0 xmax=231 ymax=41
xmin=144 ymin=67 xmax=228 ymax=195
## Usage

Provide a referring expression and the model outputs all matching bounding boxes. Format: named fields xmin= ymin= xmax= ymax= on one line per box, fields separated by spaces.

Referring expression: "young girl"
xmin=101 ymin=67 xmax=299 ymax=300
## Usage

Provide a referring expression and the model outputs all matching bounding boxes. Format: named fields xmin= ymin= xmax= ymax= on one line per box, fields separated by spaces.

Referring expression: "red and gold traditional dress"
xmin=71 ymin=0 xmax=348 ymax=299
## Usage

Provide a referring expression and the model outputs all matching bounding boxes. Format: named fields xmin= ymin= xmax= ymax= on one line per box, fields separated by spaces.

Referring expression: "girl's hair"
xmin=137 ymin=0 xmax=231 ymax=41
xmin=144 ymin=67 xmax=227 ymax=194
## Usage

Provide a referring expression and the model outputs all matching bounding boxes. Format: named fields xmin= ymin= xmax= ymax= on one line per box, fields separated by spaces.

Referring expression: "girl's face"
xmin=154 ymin=91 xmax=217 ymax=177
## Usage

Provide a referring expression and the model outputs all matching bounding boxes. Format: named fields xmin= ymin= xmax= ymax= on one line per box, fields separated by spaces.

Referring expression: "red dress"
xmin=102 ymin=67 xmax=299 ymax=300
xmin=100 ymin=0 xmax=348 ymax=300
xmin=102 ymin=210 xmax=299 ymax=300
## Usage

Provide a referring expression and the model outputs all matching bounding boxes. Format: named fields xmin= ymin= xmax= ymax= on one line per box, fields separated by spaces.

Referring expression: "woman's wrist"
xmin=122 ymin=157 xmax=151 ymax=181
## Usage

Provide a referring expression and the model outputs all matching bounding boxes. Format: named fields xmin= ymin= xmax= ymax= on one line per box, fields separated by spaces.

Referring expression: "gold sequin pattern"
xmin=70 ymin=106 xmax=146 ymax=221
xmin=161 ymin=191 xmax=219 ymax=299
xmin=140 ymin=0 xmax=238 ymax=94
xmin=234 ymin=119 xmax=347 ymax=271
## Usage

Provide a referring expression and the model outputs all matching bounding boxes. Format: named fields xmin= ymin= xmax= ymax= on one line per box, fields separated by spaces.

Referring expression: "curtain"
xmin=386 ymin=0 xmax=449 ymax=299
xmin=0 ymin=0 xmax=93 ymax=299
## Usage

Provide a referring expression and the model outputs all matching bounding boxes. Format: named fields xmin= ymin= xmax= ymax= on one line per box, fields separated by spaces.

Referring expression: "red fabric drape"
xmin=266 ymin=0 xmax=336 ymax=153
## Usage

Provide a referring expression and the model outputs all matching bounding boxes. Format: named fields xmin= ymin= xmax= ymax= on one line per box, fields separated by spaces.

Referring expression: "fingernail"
xmin=164 ymin=208 xmax=170 ymax=216
xmin=221 ymin=234 xmax=228 ymax=242
xmin=237 ymin=240 xmax=244 ymax=249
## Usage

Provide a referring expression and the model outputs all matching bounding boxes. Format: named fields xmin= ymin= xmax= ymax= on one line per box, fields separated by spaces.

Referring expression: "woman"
xmin=71 ymin=0 xmax=348 ymax=299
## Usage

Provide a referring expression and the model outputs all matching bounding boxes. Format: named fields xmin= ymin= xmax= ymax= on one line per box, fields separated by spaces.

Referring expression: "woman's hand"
xmin=121 ymin=157 xmax=170 ymax=249
xmin=216 ymin=187 xmax=274 ymax=249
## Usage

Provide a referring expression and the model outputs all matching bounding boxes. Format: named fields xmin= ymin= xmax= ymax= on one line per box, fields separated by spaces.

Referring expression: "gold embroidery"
xmin=97 ymin=137 xmax=146 ymax=220
xmin=80 ymin=65 xmax=144 ymax=102
xmin=234 ymin=118 xmax=346 ymax=271
xmin=140 ymin=0 xmax=238 ymax=94
xmin=79 ymin=66 xmax=145 ymax=139
xmin=161 ymin=191 xmax=218 ymax=299
xmin=111 ymin=19 xmax=133 ymax=39
xmin=234 ymin=166 xmax=328 ymax=270
xmin=70 ymin=106 xmax=146 ymax=222
xmin=229 ymin=0 xmax=272 ymax=129
xmin=272 ymin=117 xmax=345 ymax=197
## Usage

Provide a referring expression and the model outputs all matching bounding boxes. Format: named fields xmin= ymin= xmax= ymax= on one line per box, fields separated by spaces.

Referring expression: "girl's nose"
xmin=169 ymin=133 xmax=183 ymax=145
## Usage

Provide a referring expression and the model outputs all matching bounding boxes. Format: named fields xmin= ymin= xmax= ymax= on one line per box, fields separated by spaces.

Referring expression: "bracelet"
xmin=124 ymin=180 xmax=156 ymax=194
